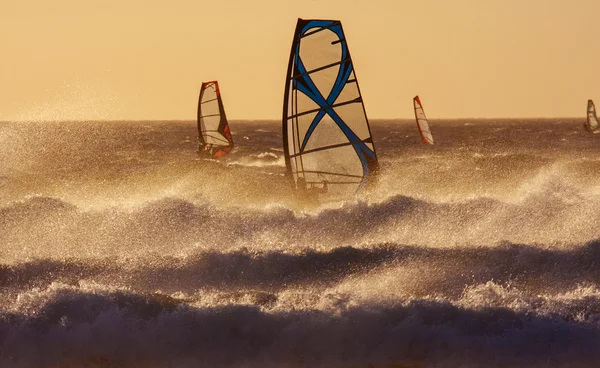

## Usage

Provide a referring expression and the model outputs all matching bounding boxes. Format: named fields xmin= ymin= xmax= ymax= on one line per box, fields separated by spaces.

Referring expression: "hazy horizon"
xmin=1 ymin=0 xmax=599 ymax=121
xmin=0 ymin=117 xmax=588 ymax=124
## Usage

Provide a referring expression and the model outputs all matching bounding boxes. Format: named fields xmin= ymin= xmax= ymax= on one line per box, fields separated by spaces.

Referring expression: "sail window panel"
xmin=201 ymin=88 xmax=218 ymax=110
xmin=301 ymin=144 xmax=363 ymax=179
xmin=302 ymin=115 xmax=354 ymax=152
xmin=201 ymin=114 xmax=220 ymax=132
xmin=333 ymin=72 xmax=361 ymax=104
xmin=202 ymin=101 xmax=220 ymax=116
xmin=200 ymin=88 xmax=220 ymax=134
xmin=333 ymin=103 xmax=372 ymax=141
xmin=299 ymin=29 xmax=342 ymax=73
xmin=300 ymin=145 xmax=364 ymax=198
xmin=296 ymin=62 xmax=340 ymax=101
xmin=294 ymin=91 xmax=321 ymax=119
xmin=418 ymin=123 xmax=434 ymax=144
xmin=418 ymin=121 xmax=433 ymax=136
xmin=201 ymin=85 xmax=217 ymax=102
xmin=417 ymin=122 xmax=434 ymax=144
xmin=203 ymin=128 xmax=229 ymax=145
xmin=294 ymin=111 xmax=319 ymax=150
xmin=200 ymin=94 xmax=220 ymax=119
xmin=293 ymin=67 xmax=360 ymax=110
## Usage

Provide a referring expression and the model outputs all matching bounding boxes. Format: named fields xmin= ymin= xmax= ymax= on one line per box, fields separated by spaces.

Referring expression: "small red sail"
xmin=413 ymin=95 xmax=434 ymax=144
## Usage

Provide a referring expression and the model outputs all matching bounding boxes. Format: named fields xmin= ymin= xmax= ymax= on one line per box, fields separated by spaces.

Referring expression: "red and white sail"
xmin=413 ymin=95 xmax=434 ymax=144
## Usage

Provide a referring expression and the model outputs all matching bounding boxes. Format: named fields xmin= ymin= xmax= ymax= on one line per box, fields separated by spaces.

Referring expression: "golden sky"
xmin=1 ymin=0 xmax=599 ymax=121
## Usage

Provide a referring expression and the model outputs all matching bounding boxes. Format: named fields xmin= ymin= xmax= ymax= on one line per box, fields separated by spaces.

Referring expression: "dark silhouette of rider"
xmin=296 ymin=177 xmax=328 ymax=201
xmin=198 ymin=142 xmax=214 ymax=157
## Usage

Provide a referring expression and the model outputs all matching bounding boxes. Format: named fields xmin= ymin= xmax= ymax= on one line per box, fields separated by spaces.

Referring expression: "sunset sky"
xmin=1 ymin=0 xmax=599 ymax=121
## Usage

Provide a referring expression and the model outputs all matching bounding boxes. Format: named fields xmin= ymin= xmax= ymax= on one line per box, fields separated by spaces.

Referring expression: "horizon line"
xmin=0 ymin=116 xmax=585 ymax=124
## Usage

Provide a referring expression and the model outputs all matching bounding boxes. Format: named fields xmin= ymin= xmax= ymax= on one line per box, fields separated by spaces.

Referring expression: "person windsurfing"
xmin=197 ymin=141 xmax=215 ymax=157
xmin=295 ymin=177 xmax=328 ymax=205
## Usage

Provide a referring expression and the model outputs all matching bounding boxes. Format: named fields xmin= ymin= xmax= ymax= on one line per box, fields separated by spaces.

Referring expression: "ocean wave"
xmin=227 ymin=151 xmax=285 ymax=168
xmin=1 ymin=282 xmax=599 ymax=367
xmin=2 ymin=241 xmax=599 ymax=299
xmin=1 ymin=189 xmax=599 ymax=263
xmin=0 ymin=196 xmax=77 ymax=227
xmin=3 ymin=120 xmax=600 ymax=366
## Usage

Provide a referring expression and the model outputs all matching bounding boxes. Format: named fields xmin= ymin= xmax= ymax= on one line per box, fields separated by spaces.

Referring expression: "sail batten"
xmin=290 ymin=137 xmax=374 ymax=158
xmin=287 ymin=97 xmax=362 ymax=120
xmin=585 ymin=99 xmax=599 ymax=134
xmin=200 ymin=98 xmax=219 ymax=104
xmin=291 ymin=58 xmax=352 ymax=79
xmin=282 ymin=18 xmax=379 ymax=201
xmin=197 ymin=81 xmax=234 ymax=158
xmin=413 ymin=95 xmax=434 ymax=144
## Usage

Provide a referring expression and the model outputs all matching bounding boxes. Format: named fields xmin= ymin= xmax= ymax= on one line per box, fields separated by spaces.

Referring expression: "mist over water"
xmin=1 ymin=119 xmax=599 ymax=367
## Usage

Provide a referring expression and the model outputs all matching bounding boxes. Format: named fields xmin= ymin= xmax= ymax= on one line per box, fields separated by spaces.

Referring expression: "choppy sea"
xmin=1 ymin=119 xmax=599 ymax=367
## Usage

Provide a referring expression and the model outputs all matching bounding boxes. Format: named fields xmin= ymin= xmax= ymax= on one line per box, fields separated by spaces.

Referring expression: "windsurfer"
xmin=296 ymin=177 xmax=328 ymax=202
xmin=197 ymin=142 xmax=214 ymax=157
xmin=318 ymin=180 xmax=329 ymax=194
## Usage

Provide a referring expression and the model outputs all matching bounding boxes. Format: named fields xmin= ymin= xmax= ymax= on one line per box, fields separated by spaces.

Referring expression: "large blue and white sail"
xmin=585 ymin=99 xmax=599 ymax=134
xmin=282 ymin=19 xmax=379 ymax=200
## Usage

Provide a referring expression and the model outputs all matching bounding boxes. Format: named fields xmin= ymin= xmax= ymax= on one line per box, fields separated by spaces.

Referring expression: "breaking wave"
xmin=1 ymin=281 xmax=600 ymax=367
xmin=2 ymin=120 xmax=600 ymax=367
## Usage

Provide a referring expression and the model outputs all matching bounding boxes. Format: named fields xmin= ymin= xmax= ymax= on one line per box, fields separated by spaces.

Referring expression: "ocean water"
xmin=1 ymin=119 xmax=599 ymax=367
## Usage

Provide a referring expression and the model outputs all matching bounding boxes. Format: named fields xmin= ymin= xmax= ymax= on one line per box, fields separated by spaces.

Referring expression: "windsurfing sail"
xmin=282 ymin=18 xmax=379 ymax=201
xmin=197 ymin=81 xmax=234 ymax=158
xmin=413 ymin=95 xmax=434 ymax=144
xmin=585 ymin=99 xmax=599 ymax=134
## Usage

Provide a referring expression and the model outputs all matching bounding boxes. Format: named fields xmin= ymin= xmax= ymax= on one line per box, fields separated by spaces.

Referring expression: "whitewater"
xmin=1 ymin=119 xmax=599 ymax=367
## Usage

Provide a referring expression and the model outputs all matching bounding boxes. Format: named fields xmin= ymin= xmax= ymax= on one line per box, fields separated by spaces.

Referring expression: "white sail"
xmin=282 ymin=19 xmax=379 ymax=201
xmin=197 ymin=81 xmax=234 ymax=158
xmin=413 ymin=95 xmax=434 ymax=144
xmin=586 ymin=99 xmax=599 ymax=134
